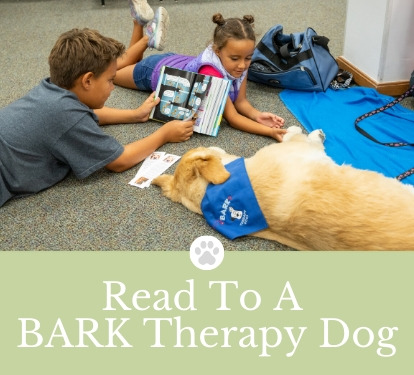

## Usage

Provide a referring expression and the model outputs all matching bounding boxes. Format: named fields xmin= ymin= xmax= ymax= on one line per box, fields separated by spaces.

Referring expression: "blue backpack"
xmin=248 ymin=25 xmax=338 ymax=92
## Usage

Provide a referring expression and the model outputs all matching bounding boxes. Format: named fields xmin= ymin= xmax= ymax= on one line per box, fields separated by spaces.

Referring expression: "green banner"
xmin=1 ymin=248 xmax=413 ymax=374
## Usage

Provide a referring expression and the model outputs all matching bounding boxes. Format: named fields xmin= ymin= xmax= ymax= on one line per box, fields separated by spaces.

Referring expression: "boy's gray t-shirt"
xmin=0 ymin=78 xmax=124 ymax=207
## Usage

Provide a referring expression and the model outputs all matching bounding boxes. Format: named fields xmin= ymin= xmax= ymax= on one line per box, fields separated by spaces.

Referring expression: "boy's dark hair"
xmin=211 ymin=13 xmax=256 ymax=50
xmin=48 ymin=28 xmax=125 ymax=89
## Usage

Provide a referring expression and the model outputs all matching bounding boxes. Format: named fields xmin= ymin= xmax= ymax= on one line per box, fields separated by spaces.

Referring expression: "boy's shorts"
xmin=133 ymin=53 xmax=175 ymax=91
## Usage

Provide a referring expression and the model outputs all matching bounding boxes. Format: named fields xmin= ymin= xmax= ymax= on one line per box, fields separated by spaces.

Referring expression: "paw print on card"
xmin=190 ymin=236 xmax=224 ymax=270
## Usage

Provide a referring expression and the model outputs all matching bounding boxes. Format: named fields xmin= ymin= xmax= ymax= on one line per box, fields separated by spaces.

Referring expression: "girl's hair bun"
xmin=212 ymin=13 xmax=226 ymax=26
xmin=242 ymin=15 xmax=255 ymax=24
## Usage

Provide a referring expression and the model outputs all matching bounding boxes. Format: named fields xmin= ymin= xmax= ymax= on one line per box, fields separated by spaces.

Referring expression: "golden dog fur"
xmin=152 ymin=126 xmax=414 ymax=250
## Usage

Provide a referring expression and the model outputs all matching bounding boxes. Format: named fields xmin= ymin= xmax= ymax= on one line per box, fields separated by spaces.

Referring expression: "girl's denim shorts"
xmin=133 ymin=53 xmax=175 ymax=91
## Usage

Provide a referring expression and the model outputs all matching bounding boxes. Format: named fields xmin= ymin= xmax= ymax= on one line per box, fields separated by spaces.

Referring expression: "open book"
xmin=149 ymin=66 xmax=231 ymax=137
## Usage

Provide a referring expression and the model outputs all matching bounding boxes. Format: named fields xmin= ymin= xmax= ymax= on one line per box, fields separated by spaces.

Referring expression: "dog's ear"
xmin=152 ymin=175 xmax=176 ymax=199
xmin=193 ymin=153 xmax=230 ymax=184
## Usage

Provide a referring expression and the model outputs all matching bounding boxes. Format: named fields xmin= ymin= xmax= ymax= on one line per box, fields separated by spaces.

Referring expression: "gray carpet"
xmin=1 ymin=0 xmax=348 ymax=251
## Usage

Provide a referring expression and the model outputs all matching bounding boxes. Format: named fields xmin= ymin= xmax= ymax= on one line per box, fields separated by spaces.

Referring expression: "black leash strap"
xmin=354 ymin=84 xmax=414 ymax=180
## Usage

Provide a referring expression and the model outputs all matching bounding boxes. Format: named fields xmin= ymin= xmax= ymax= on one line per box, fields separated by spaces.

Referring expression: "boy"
xmin=0 ymin=27 xmax=194 ymax=207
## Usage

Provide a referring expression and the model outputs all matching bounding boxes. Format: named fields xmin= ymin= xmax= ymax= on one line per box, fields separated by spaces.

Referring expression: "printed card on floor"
xmin=129 ymin=152 xmax=181 ymax=188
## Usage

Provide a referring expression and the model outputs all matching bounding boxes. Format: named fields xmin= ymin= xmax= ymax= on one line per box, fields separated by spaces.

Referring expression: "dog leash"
xmin=354 ymin=84 xmax=414 ymax=181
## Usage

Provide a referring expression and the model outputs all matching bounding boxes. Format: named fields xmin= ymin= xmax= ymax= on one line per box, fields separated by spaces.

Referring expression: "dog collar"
xmin=201 ymin=158 xmax=269 ymax=240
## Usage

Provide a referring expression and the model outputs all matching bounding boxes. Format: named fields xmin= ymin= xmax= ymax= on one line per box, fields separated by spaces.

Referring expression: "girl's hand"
xmin=269 ymin=127 xmax=288 ymax=142
xmin=256 ymin=112 xmax=285 ymax=128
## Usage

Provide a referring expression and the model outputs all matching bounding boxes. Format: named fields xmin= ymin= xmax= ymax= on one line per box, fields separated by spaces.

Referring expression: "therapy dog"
xmin=152 ymin=126 xmax=414 ymax=250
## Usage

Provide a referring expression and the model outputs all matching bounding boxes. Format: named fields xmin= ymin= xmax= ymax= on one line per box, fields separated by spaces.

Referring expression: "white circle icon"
xmin=190 ymin=236 xmax=224 ymax=270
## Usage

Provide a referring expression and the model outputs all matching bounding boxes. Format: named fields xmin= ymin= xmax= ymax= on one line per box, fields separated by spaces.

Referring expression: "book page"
xmin=202 ymin=77 xmax=222 ymax=136
xmin=196 ymin=77 xmax=224 ymax=136
xmin=150 ymin=66 xmax=230 ymax=137
xmin=150 ymin=67 xmax=197 ymax=122
xmin=207 ymin=78 xmax=231 ymax=137
xmin=185 ymin=74 xmax=212 ymax=121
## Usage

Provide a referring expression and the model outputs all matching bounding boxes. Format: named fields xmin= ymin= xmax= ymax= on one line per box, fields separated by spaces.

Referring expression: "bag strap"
xmin=256 ymin=29 xmax=331 ymax=70
xmin=279 ymin=43 xmax=296 ymax=59
xmin=256 ymin=40 xmax=313 ymax=70
xmin=312 ymin=35 xmax=330 ymax=52
xmin=354 ymin=84 xmax=414 ymax=180
xmin=279 ymin=33 xmax=331 ymax=58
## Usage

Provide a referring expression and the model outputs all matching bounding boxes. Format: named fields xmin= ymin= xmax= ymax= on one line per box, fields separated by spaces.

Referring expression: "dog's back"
xmin=246 ymin=139 xmax=414 ymax=250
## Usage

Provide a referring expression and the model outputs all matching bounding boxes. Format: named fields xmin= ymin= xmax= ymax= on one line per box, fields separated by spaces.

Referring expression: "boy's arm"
xmin=94 ymin=92 xmax=159 ymax=125
xmin=105 ymin=120 xmax=194 ymax=172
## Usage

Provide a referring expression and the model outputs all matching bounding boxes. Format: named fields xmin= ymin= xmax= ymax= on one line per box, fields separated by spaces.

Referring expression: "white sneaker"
xmin=129 ymin=0 xmax=154 ymax=25
xmin=145 ymin=7 xmax=170 ymax=51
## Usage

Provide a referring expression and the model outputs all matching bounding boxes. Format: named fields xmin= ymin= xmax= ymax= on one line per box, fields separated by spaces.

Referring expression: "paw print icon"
xmin=190 ymin=236 xmax=224 ymax=270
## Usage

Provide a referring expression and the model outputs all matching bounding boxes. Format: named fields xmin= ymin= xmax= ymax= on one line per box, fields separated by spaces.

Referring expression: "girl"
xmin=116 ymin=2 xmax=287 ymax=141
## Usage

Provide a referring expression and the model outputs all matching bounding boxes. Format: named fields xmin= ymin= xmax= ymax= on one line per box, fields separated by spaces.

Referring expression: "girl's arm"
xmin=223 ymin=78 xmax=287 ymax=141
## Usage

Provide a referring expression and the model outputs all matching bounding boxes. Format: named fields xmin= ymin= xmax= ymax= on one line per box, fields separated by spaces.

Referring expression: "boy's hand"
xmin=161 ymin=119 xmax=194 ymax=142
xmin=134 ymin=92 xmax=160 ymax=122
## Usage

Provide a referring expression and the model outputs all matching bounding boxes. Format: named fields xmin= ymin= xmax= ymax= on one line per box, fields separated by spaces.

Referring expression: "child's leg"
xmin=114 ymin=6 xmax=170 ymax=90
xmin=114 ymin=65 xmax=140 ymax=90
xmin=128 ymin=18 xmax=144 ymax=48
xmin=118 ymin=6 xmax=169 ymax=69
xmin=115 ymin=21 xmax=149 ymax=89
xmin=118 ymin=21 xmax=149 ymax=69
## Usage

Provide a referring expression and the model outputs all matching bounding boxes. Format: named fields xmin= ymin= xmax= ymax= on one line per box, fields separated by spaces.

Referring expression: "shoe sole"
xmin=153 ymin=7 xmax=170 ymax=51
xmin=130 ymin=0 xmax=154 ymax=24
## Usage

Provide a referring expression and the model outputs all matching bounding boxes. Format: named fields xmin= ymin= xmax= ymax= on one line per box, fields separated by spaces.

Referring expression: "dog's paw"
xmin=308 ymin=129 xmax=326 ymax=144
xmin=151 ymin=175 xmax=164 ymax=186
xmin=287 ymin=126 xmax=303 ymax=135
xmin=151 ymin=175 xmax=174 ymax=198
xmin=282 ymin=126 xmax=304 ymax=142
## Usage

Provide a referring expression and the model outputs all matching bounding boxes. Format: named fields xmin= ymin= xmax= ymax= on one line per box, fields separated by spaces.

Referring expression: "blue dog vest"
xmin=201 ymin=158 xmax=268 ymax=239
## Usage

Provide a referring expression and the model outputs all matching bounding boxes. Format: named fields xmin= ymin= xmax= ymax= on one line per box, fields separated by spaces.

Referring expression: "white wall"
xmin=343 ymin=0 xmax=414 ymax=83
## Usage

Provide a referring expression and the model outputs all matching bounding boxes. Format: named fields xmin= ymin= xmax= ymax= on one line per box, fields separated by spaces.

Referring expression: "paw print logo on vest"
xmin=190 ymin=236 xmax=224 ymax=270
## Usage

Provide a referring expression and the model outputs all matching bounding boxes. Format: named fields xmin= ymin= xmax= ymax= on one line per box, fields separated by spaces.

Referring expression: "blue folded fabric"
xmin=280 ymin=87 xmax=414 ymax=185
xmin=201 ymin=158 xmax=268 ymax=240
